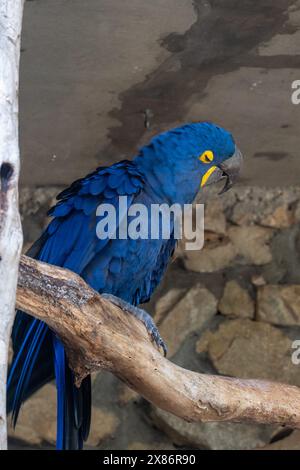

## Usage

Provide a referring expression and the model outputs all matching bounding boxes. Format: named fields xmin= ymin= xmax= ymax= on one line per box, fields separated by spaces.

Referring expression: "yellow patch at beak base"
xmin=201 ymin=165 xmax=218 ymax=187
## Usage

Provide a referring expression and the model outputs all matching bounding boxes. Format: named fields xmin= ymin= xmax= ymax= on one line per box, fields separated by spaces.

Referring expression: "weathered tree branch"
xmin=0 ymin=0 xmax=24 ymax=449
xmin=16 ymin=254 xmax=300 ymax=429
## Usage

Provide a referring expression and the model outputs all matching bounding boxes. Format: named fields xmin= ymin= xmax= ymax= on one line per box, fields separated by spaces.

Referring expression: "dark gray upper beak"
xmin=218 ymin=146 xmax=243 ymax=194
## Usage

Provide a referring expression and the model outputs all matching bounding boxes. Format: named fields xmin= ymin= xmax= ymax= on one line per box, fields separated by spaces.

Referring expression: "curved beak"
xmin=218 ymin=146 xmax=243 ymax=194
xmin=200 ymin=146 xmax=243 ymax=193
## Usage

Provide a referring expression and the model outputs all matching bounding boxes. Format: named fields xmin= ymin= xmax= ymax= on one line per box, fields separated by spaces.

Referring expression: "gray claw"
xmin=150 ymin=328 xmax=168 ymax=357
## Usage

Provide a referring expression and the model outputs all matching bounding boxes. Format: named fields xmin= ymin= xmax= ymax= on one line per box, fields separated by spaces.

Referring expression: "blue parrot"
xmin=7 ymin=122 xmax=242 ymax=449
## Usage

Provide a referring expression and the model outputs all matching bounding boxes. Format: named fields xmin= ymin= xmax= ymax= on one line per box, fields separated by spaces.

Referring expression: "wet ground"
xmin=20 ymin=0 xmax=300 ymax=187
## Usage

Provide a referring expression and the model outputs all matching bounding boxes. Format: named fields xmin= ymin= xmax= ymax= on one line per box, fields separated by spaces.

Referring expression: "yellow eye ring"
xmin=199 ymin=150 xmax=214 ymax=164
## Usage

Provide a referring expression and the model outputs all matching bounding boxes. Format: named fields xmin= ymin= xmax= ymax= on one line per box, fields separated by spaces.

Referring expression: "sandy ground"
xmin=19 ymin=0 xmax=300 ymax=187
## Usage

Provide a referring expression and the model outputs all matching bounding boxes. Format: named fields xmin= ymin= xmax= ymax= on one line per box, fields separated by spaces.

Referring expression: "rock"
xmin=117 ymin=383 xmax=140 ymax=405
xmin=19 ymin=187 xmax=60 ymax=218
xmin=197 ymin=183 xmax=238 ymax=210
xmin=154 ymin=288 xmax=187 ymax=325
xmin=229 ymin=188 xmax=300 ymax=227
xmin=257 ymin=285 xmax=300 ymax=326
xmin=195 ymin=330 xmax=214 ymax=354
xmin=218 ymin=280 xmax=254 ymax=319
xmin=151 ymin=407 xmax=275 ymax=450
xmin=228 ymin=225 xmax=273 ymax=265
xmin=87 ymin=408 xmax=120 ymax=447
xmin=181 ymin=233 xmax=237 ymax=273
xmin=8 ymin=382 xmax=119 ymax=448
xmin=196 ymin=319 xmax=300 ymax=386
xmin=294 ymin=200 xmax=300 ymax=223
xmin=251 ymin=274 xmax=266 ymax=287
xmin=204 ymin=199 xmax=227 ymax=234
xmin=159 ymin=284 xmax=217 ymax=357
xmin=19 ymin=186 xmax=61 ymax=245
xmin=258 ymin=430 xmax=300 ymax=450
xmin=230 ymin=202 xmax=256 ymax=226
xmin=262 ymin=205 xmax=294 ymax=228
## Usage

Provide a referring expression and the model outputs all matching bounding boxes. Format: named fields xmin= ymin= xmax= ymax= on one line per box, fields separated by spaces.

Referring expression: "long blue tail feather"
xmin=8 ymin=315 xmax=91 ymax=449
xmin=7 ymin=318 xmax=38 ymax=389
xmin=19 ymin=324 xmax=48 ymax=411
xmin=53 ymin=336 xmax=90 ymax=450
xmin=10 ymin=320 xmax=48 ymax=426
xmin=53 ymin=336 xmax=66 ymax=450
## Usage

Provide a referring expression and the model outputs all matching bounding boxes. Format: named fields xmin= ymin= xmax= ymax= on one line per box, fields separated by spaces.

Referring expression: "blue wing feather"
xmin=8 ymin=160 xmax=152 ymax=449
xmin=8 ymin=159 xmax=176 ymax=448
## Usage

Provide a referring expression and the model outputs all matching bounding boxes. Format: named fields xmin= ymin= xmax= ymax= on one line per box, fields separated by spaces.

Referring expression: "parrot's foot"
xmin=101 ymin=294 xmax=167 ymax=357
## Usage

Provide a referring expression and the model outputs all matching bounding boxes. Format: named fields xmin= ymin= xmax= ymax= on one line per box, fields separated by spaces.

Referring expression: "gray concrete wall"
xmin=20 ymin=0 xmax=300 ymax=187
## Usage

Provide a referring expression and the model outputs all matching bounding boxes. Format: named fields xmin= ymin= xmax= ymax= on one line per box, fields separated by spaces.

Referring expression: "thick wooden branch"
xmin=16 ymin=254 xmax=300 ymax=429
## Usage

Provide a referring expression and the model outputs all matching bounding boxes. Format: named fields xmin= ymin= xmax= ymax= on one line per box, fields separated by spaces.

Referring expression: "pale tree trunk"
xmin=0 ymin=0 xmax=24 ymax=450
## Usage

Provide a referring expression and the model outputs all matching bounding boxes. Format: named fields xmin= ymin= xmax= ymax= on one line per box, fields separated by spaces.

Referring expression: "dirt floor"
xmin=19 ymin=0 xmax=300 ymax=187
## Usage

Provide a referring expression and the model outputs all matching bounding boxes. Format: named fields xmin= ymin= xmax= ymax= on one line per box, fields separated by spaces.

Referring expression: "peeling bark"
xmin=0 ymin=0 xmax=24 ymax=450
xmin=16 ymin=255 xmax=300 ymax=429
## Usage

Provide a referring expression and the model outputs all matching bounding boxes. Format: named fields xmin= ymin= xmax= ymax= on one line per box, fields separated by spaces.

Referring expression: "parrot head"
xmin=135 ymin=122 xmax=242 ymax=204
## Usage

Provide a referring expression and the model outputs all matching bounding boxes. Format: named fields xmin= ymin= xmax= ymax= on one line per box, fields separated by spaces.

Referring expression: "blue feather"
xmin=7 ymin=319 xmax=38 ymax=389
xmin=11 ymin=321 xmax=47 ymax=425
xmin=53 ymin=336 xmax=66 ymax=450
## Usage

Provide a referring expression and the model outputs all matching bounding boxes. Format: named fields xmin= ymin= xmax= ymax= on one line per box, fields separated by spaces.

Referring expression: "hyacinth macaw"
xmin=7 ymin=122 xmax=242 ymax=449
